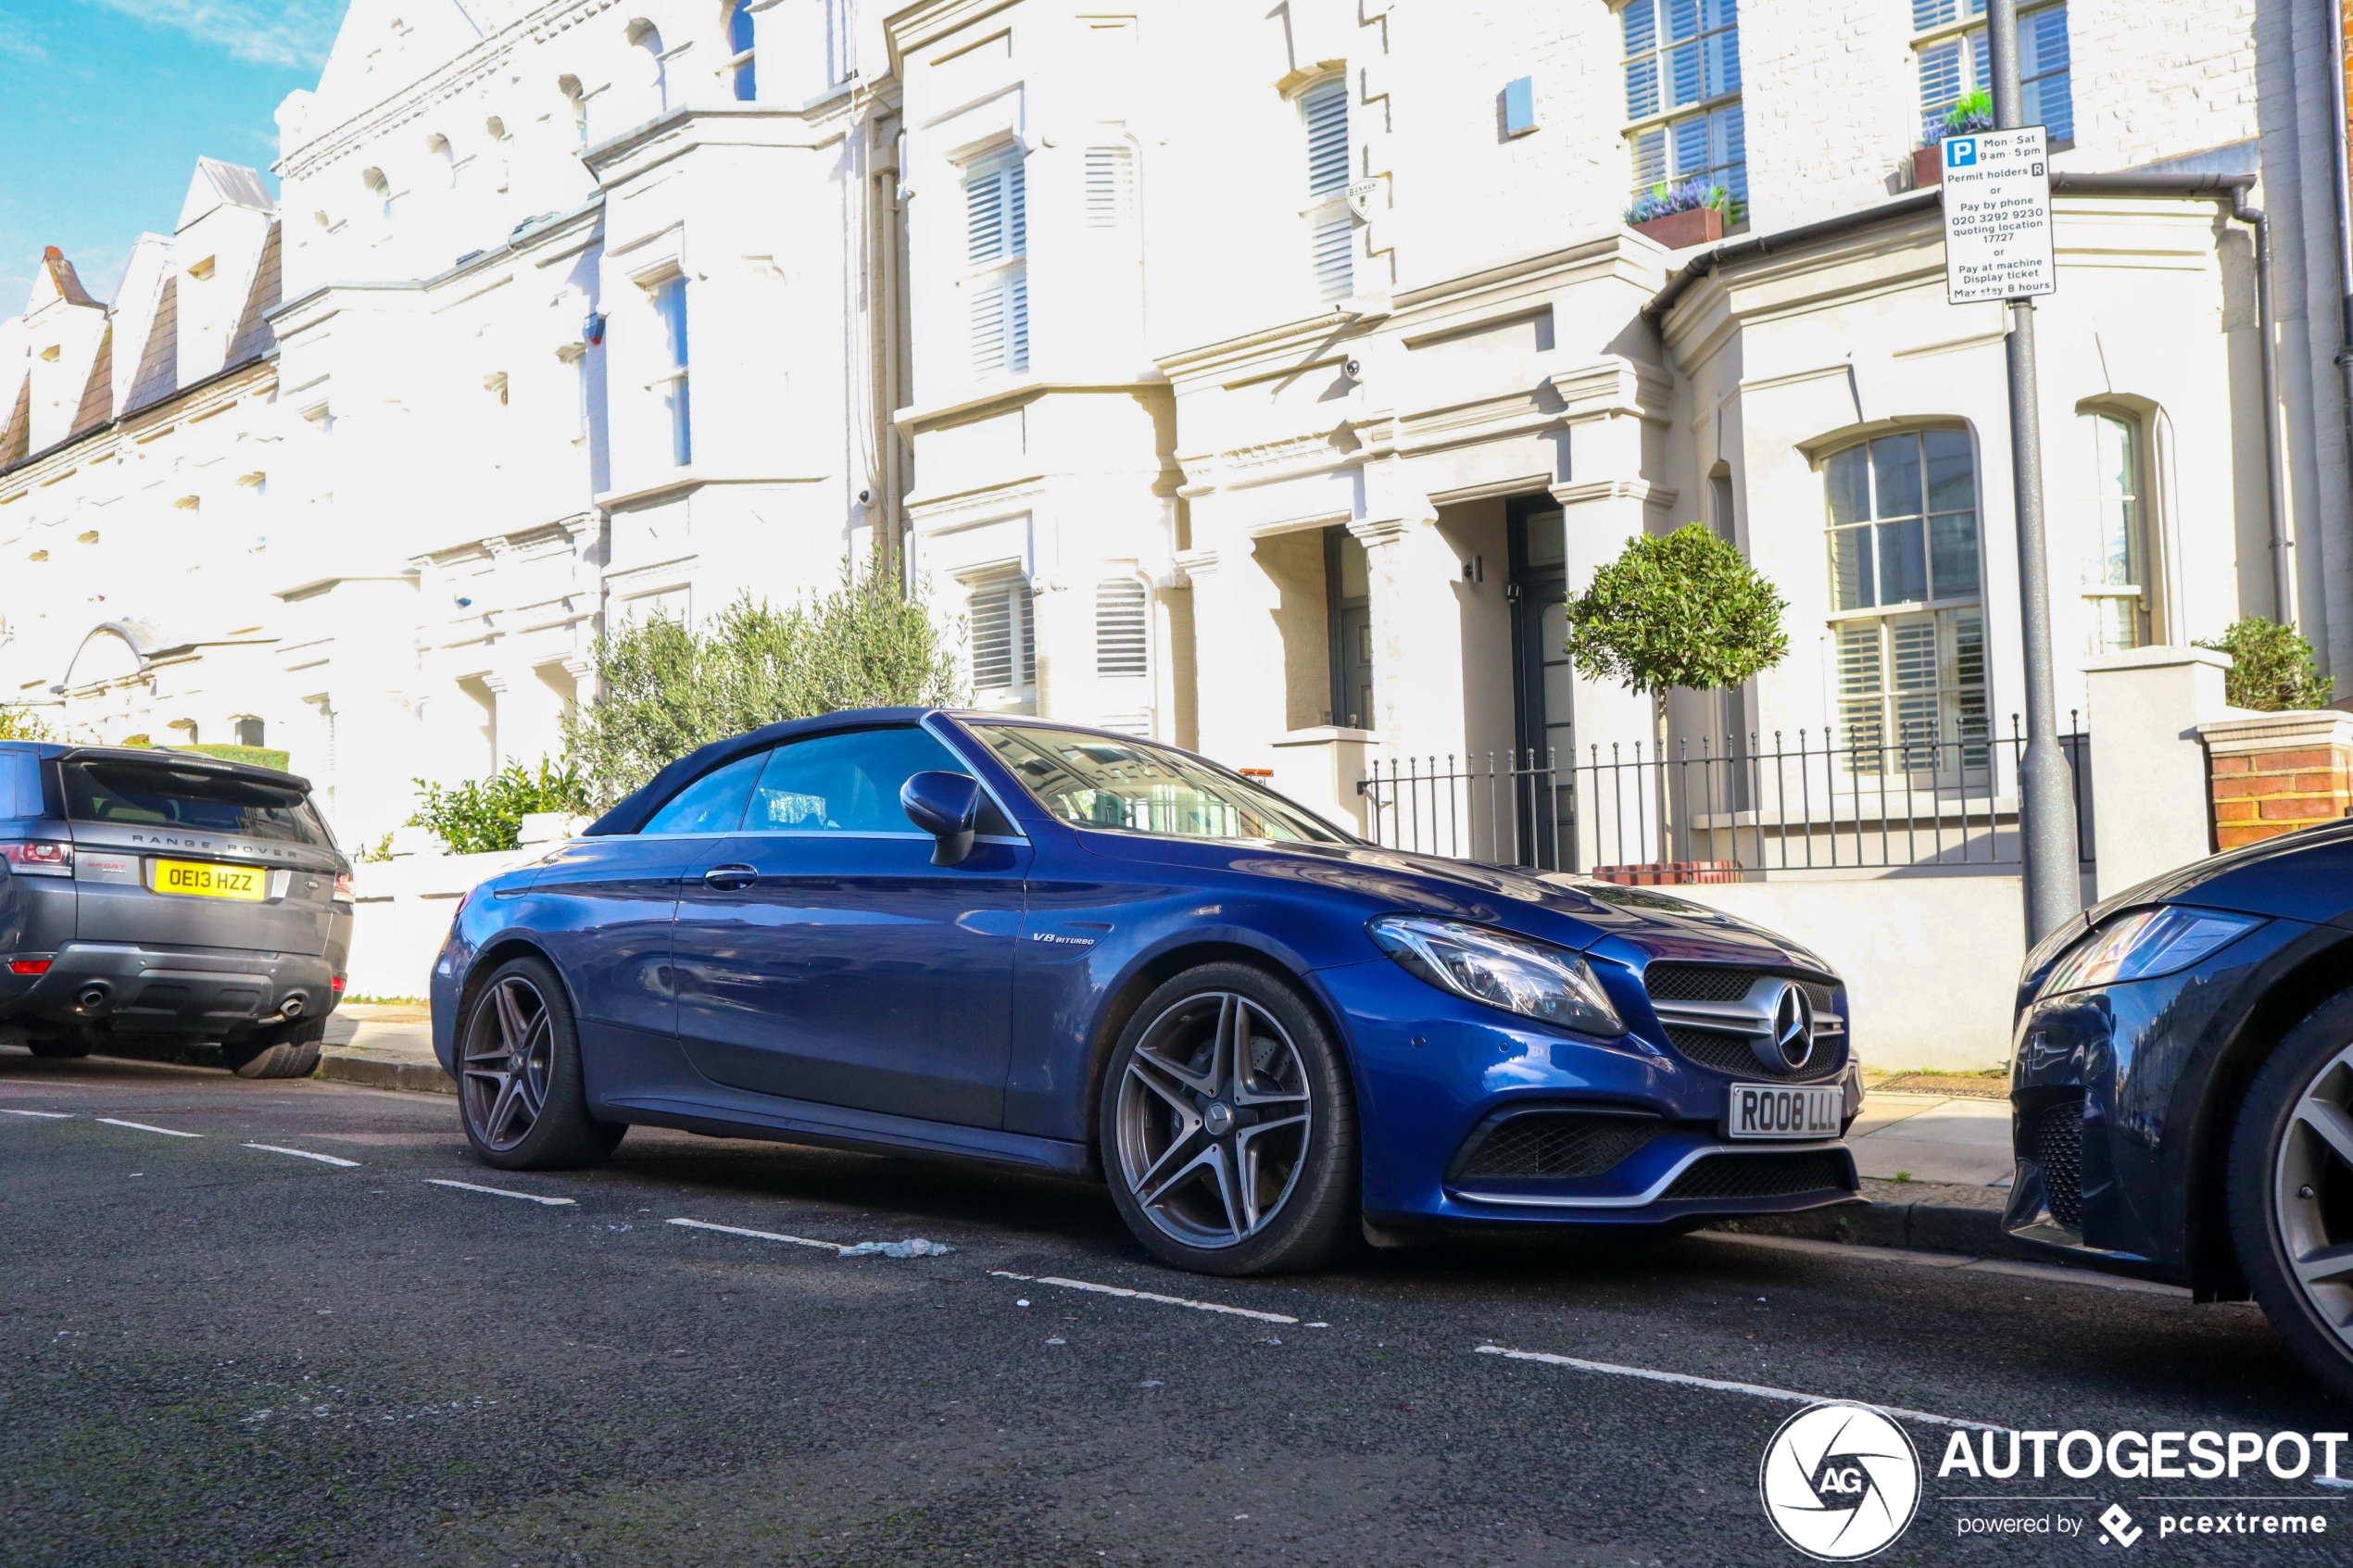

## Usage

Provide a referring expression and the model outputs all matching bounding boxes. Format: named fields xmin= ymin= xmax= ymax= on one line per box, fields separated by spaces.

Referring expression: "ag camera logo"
xmin=1759 ymin=1402 xmax=1921 ymax=1560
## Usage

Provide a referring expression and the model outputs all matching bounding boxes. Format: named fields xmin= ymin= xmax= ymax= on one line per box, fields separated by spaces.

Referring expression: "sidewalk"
xmin=320 ymin=1003 xmax=450 ymax=1096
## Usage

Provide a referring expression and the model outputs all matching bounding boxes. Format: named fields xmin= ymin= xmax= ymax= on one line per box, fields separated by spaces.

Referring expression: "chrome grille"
xmin=1644 ymin=966 xmax=1847 ymax=1080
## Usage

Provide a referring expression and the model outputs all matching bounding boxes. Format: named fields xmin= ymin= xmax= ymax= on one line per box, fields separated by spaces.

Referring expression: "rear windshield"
xmin=62 ymin=760 xmax=335 ymax=849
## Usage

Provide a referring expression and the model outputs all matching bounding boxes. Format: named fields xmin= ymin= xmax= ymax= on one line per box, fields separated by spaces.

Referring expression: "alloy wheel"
xmin=2274 ymin=1040 xmax=2353 ymax=1353
xmin=461 ymin=976 xmax=557 ymax=1154
xmin=1114 ymin=992 xmax=1313 ymax=1250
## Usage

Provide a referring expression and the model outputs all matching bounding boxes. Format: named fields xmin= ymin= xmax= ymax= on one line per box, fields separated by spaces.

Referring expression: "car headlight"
xmin=1368 ymin=915 xmax=1625 ymax=1035
xmin=2038 ymin=905 xmax=2265 ymax=997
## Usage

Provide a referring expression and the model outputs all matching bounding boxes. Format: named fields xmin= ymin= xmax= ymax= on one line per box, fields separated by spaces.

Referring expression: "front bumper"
xmin=1314 ymin=956 xmax=1864 ymax=1231
xmin=0 ymin=942 xmax=339 ymax=1036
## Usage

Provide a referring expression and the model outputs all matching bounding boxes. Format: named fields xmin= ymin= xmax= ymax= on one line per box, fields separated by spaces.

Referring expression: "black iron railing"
xmin=1358 ymin=715 xmax=2094 ymax=875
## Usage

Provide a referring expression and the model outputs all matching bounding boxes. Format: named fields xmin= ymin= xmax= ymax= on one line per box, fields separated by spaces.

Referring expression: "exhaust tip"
xmin=76 ymin=985 xmax=109 ymax=1012
xmin=281 ymin=995 xmax=306 ymax=1019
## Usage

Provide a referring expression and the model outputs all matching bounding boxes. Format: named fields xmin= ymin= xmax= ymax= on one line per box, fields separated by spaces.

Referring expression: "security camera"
xmin=1342 ymin=358 xmax=1363 ymax=382
xmin=857 ymin=488 xmax=874 ymax=505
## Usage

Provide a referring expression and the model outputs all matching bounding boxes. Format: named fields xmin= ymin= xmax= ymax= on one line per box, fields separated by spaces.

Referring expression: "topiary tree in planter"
xmin=1564 ymin=522 xmax=1790 ymax=858
xmin=2196 ymin=616 xmax=2337 ymax=712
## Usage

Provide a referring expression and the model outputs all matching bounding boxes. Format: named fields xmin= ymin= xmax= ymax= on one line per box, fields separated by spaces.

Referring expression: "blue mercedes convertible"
xmin=431 ymin=709 xmax=1862 ymax=1273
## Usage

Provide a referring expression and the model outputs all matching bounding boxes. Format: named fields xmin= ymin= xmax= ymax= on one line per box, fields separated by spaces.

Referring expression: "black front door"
xmin=1508 ymin=497 xmax=1576 ymax=869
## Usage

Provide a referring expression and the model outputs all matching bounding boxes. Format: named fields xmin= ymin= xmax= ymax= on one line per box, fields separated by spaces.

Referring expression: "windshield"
xmin=62 ymin=759 xmax=335 ymax=849
xmin=969 ymin=723 xmax=1348 ymax=845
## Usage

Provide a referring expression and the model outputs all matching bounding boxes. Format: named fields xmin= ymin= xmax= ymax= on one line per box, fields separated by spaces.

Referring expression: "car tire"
xmin=22 ymin=1030 xmax=94 ymax=1060
xmin=224 ymin=1019 xmax=326 ymax=1079
xmin=1098 ymin=961 xmax=1357 ymax=1277
xmin=2226 ymin=987 xmax=2353 ymax=1407
xmin=457 ymin=956 xmax=624 ymax=1171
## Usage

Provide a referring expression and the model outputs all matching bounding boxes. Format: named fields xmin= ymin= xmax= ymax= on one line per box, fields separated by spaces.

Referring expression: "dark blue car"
xmin=432 ymin=709 xmax=1861 ymax=1273
xmin=2008 ymin=818 xmax=2353 ymax=1402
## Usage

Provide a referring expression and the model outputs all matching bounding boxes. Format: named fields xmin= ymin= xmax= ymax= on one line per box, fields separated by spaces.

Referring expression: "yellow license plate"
xmin=152 ymin=859 xmax=268 ymax=901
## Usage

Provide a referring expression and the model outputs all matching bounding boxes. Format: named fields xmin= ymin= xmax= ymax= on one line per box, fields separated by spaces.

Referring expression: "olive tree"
xmin=563 ymin=543 xmax=965 ymax=808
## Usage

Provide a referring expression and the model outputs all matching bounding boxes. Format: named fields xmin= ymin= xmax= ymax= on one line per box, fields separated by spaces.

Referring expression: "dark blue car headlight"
xmin=1369 ymin=916 xmax=1625 ymax=1035
xmin=2036 ymin=905 xmax=2266 ymax=998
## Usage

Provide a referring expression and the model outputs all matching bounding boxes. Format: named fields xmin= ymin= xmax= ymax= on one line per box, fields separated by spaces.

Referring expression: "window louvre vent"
xmin=1085 ymin=145 xmax=1135 ymax=229
xmin=1303 ymin=79 xmax=1351 ymax=197
xmin=969 ymin=575 xmax=1035 ymax=695
xmin=1095 ymin=578 xmax=1149 ymax=679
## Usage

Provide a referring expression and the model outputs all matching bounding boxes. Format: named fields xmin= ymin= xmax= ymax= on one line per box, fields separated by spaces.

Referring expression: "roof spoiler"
xmin=59 ymin=746 xmax=315 ymax=794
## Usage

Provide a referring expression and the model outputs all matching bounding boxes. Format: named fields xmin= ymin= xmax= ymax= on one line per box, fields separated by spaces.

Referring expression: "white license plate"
xmin=1726 ymin=1083 xmax=1843 ymax=1140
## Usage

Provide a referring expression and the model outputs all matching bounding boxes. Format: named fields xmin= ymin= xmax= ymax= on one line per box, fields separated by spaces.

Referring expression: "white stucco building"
xmin=2 ymin=0 xmax=2347 ymax=884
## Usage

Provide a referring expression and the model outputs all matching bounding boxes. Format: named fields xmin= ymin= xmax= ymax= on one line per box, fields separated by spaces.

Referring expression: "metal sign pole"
xmin=1986 ymin=0 xmax=2082 ymax=944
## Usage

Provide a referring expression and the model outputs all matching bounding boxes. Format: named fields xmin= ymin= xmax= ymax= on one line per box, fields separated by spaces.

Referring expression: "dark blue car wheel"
xmin=458 ymin=956 xmax=625 ymax=1172
xmin=2228 ymin=987 xmax=2353 ymax=1406
xmin=1100 ymin=962 xmax=1356 ymax=1276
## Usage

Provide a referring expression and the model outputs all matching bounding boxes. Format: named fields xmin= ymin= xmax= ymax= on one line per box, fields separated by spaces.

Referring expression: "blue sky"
xmin=0 ymin=2 xmax=346 ymax=307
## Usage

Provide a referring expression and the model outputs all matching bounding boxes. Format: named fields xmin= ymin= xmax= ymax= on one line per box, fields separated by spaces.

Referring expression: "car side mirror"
xmin=900 ymin=771 xmax=982 ymax=866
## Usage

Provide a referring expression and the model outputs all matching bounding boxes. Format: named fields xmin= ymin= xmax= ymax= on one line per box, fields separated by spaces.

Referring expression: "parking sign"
xmin=1940 ymin=126 xmax=2055 ymax=304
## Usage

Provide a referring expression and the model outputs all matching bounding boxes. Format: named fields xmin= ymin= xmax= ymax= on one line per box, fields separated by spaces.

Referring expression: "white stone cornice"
xmin=1550 ymin=479 xmax=1678 ymax=514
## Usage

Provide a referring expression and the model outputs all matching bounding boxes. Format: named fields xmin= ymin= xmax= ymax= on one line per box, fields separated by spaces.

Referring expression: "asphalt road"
xmin=4 ymin=1050 xmax=2348 ymax=1568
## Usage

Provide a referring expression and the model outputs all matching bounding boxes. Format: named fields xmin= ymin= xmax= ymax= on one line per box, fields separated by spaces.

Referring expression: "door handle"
xmin=703 ymin=863 xmax=758 ymax=891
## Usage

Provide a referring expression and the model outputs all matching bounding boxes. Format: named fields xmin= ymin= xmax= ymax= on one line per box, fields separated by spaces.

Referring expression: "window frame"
xmin=2080 ymin=408 xmax=2157 ymax=654
xmin=963 ymin=568 xmax=1038 ymax=709
xmin=1911 ymin=0 xmax=2072 ymax=146
xmin=640 ymin=271 xmax=692 ymax=468
xmin=1817 ymin=425 xmax=1993 ymax=785
xmin=725 ymin=1 xmax=757 ymax=101
xmin=1297 ymin=74 xmax=1354 ymax=305
xmin=962 ymin=145 xmax=1030 ymax=379
xmin=1618 ymin=0 xmax=1746 ymax=213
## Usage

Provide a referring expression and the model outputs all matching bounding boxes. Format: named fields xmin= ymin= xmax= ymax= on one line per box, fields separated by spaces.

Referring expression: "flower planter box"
xmin=1913 ymin=145 xmax=1944 ymax=189
xmin=1589 ymin=860 xmax=1743 ymax=886
xmin=1630 ymin=205 xmax=1724 ymax=250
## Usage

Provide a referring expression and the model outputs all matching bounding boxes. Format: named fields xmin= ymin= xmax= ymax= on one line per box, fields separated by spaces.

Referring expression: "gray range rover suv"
xmin=0 ymin=743 xmax=353 ymax=1078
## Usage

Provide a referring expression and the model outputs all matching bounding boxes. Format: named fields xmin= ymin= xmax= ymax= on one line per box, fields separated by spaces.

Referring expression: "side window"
xmin=745 ymin=727 xmax=1015 ymax=836
xmin=641 ymin=751 xmax=767 ymax=835
xmin=0 ymin=751 xmax=38 ymax=819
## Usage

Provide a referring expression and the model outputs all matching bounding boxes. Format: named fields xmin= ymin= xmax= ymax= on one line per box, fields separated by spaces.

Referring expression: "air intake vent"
xmin=1645 ymin=964 xmax=1835 ymax=1008
xmin=1661 ymin=1149 xmax=1854 ymax=1202
xmin=2035 ymin=1099 xmax=2084 ymax=1232
xmin=1455 ymin=1112 xmax=1660 ymax=1181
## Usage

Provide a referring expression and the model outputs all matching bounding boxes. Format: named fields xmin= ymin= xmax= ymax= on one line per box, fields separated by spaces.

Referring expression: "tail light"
xmin=333 ymin=871 xmax=355 ymax=902
xmin=330 ymin=974 xmax=346 ymax=994
xmin=0 ymin=842 xmax=71 ymax=878
xmin=7 ymin=959 xmax=51 ymax=976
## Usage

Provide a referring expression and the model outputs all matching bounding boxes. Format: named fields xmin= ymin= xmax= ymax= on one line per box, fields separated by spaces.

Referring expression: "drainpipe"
xmin=2239 ymin=183 xmax=2296 ymax=630
xmin=2332 ymin=0 xmax=2353 ymax=638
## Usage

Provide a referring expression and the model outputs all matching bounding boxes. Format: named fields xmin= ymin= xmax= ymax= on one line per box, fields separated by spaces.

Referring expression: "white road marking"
xmin=95 ymin=1118 xmax=200 ymax=1138
xmin=1697 ymin=1230 xmax=2194 ymax=1298
xmin=667 ymin=1217 xmax=843 ymax=1251
xmin=245 ymin=1143 xmax=361 ymax=1168
xmin=0 ymin=1108 xmax=72 ymax=1119
xmin=989 ymin=1270 xmax=1299 ymax=1325
xmin=423 ymin=1178 xmax=574 ymax=1206
xmin=1474 ymin=1344 xmax=2001 ymax=1431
